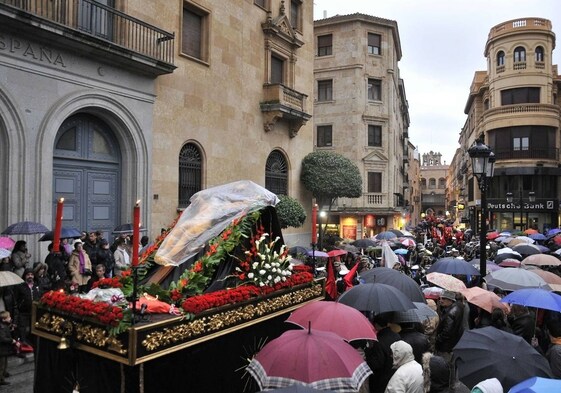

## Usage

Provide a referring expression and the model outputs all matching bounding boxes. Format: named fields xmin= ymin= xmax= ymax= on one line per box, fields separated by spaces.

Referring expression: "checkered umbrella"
xmin=246 ymin=329 xmax=372 ymax=392
xmin=2 ymin=221 xmax=49 ymax=235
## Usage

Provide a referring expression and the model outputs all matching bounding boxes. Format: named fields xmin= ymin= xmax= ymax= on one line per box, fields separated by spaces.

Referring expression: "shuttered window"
xmin=368 ymin=172 xmax=382 ymax=193
xmin=182 ymin=4 xmax=208 ymax=62
xmin=368 ymin=33 xmax=381 ymax=55
xmin=317 ymin=34 xmax=332 ymax=56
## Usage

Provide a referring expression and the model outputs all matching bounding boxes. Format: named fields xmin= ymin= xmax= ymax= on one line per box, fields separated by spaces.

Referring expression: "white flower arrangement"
xmin=235 ymin=233 xmax=293 ymax=287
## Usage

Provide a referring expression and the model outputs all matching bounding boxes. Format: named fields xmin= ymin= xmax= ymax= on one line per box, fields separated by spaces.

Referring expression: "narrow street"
xmin=5 ymin=353 xmax=34 ymax=393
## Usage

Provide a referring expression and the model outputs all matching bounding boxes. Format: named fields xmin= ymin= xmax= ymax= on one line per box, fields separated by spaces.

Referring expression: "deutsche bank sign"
xmin=487 ymin=199 xmax=557 ymax=212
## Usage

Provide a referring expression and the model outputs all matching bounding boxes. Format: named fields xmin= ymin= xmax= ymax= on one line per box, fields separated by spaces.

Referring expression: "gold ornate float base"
xmin=32 ymin=280 xmax=324 ymax=366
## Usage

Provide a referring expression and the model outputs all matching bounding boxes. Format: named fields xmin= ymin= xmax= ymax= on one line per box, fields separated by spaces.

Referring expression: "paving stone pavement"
xmin=3 ymin=353 xmax=34 ymax=392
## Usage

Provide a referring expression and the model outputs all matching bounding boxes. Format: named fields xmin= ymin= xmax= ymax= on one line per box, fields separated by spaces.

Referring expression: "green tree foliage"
xmin=300 ymin=151 xmax=362 ymax=209
xmin=276 ymin=194 xmax=307 ymax=229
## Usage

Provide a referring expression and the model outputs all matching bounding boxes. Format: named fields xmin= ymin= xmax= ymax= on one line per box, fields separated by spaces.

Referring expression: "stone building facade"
xmin=313 ymin=13 xmax=410 ymax=240
xmin=0 ymin=0 xmax=315 ymax=258
xmin=451 ymin=17 xmax=561 ymax=233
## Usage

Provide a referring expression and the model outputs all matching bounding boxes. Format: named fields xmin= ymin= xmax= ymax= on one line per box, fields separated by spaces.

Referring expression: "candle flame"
xmin=135 ymin=199 xmax=141 ymax=206
xmin=59 ymin=197 xmax=65 ymax=203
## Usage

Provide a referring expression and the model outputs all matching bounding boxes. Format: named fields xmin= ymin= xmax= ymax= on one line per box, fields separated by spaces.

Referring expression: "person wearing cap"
xmin=68 ymin=239 xmax=93 ymax=293
xmin=13 ymin=268 xmax=39 ymax=345
xmin=435 ymin=290 xmax=464 ymax=368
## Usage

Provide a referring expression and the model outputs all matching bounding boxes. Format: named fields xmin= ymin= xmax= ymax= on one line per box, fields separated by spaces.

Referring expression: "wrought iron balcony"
xmin=0 ymin=0 xmax=175 ymax=75
xmin=493 ymin=147 xmax=558 ymax=160
xmin=260 ymin=83 xmax=312 ymax=138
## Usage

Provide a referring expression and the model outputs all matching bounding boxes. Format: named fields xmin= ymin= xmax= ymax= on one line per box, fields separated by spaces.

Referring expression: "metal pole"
xmin=480 ymin=177 xmax=487 ymax=278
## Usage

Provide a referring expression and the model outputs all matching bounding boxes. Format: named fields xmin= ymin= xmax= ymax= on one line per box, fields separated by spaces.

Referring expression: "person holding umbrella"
xmin=435 ymin=291 xmax=464 ymax=373
xmin=10 ymin=241 xmax=31 ymax=277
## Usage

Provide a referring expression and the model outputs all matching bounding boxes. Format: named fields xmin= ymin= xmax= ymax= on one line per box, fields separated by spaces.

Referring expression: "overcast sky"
xmin=313 ymin=0 xmax=561 ymax=165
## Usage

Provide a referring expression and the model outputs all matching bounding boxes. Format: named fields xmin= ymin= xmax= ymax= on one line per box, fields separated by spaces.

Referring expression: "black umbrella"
xmin=360 ymin=267 xmax=426 ymax=303
xmin=265 ymin=386 xmax=336 ymax=393
xmin=427 ymin=257 xmax=480 ymax=276
xmin=351 ymin=238 xmax=377 ymax=248
xmin=38 ymin=227 xmax=82 ymax=241
xmin=454 ymin=327 xmax=552 ymax=390
xmin=337 ymin=283 xmax=416 ymax=315
xmin=2 ymin=221 xmax=49 ymax=235
xmin=112 ymin=223 xmax=147 ymax=234
xmin=494 ymin=252 xmax=523 ymax=264
xmin=511 ymin=243 xmax=542 ymax=256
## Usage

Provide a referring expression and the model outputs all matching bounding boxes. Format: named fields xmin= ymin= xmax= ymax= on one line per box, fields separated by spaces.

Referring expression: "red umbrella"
xmin=286 ymin=301 xmax=377 ymax=342
xmin=246 ymin=329 xmax=372 ymax=391
xmin=461 ymin=286 xmax=509 ymax=313
xmin=327 ymin=249 xmax=348 ymax=258
xmin=487 ymin=231 xmax=500 ymax=240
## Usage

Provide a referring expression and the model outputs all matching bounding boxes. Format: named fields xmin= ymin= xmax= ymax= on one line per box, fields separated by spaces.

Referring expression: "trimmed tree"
xmin=300 ymin=151 xmax=362 ymax=246
xmin=276 ymin=195 xmax=307 ymax=229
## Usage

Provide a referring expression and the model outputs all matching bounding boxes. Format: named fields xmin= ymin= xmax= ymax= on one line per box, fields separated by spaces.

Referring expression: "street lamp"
xmin=468 ymin=138 xmax=495 ymax=278
xmin=318 ymin=210 xmax=327 ymax=250
xmin=506 ymin=190 xmax=535 ymax=230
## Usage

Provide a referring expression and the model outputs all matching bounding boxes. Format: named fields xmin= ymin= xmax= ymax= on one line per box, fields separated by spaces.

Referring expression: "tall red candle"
xmin=53 ymin=197 xmax=64 ymax=253
xmin=311 ymin=204 xmax=318 ymax=244
xmin=132 ymin=200 xmax=140 ymax=266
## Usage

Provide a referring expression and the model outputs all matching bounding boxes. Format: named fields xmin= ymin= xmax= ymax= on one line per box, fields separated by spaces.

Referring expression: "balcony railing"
xmin=484 ymin=103 xmax=561 ymax=118
xmin=260 ymin=83 xmax=311 ymax=137
xmin=1 ymin=0 xmax=174 ymax=65
xmin=493 ymin=147 xmax=559 ymax=160
xmin=365 ymin=193 xmax=384 ymax=206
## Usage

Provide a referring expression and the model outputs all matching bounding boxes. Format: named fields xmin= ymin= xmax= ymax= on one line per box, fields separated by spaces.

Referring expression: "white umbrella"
xmin=0 ymin=248 xmax=11 ymax=259
xmin=0 ymin=271 xmax=24 ymax=287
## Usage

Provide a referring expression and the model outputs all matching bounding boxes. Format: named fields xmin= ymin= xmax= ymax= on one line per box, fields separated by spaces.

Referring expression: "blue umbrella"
xmin=509 ymin=376 xmax=561 ymax=393
xmin=306 ymin=250 xmax=329 ymax=258
xmin=546 ymin=228 xmax=561 ymax=237
xmin=375 ymin=231 xmax=398 ymax=240
xmin=393 ymin=248 xmax=408 ymax=255
xmin=501 ymin=288 xmax=561 ymax=313
xmin=427 ymin=257 xmax=481 ymax=276
xmin=529 ymin=233 xmax=547 ymax=241
xmin=38 ymin=227 xmax=82 ymax=241
xmin=1 ymin=221 xmax=49 ymax=235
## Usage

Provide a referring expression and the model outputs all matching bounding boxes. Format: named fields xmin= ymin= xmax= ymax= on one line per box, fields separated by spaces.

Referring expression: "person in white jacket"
xmin=385 ymin=340 xmax=424 ymax=393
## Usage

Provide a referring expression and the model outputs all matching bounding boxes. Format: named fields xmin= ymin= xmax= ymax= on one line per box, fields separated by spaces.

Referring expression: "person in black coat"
xmin=398 ymin=322 xmax=430 ymax=364
xmin=435 ymin=291 xmax=464 ymax=358
xmin=96 ymin=239 xmax=116 ymax=277
xmin=14 ymin=268 xmax=40 ymax=345
xmin=0 ymin=311 xmax=15 ymax=386
xmin=508 ymin=304 xmax=536 ymax=344
xmin=365 ymin=312 xmax=401 ymax=393
xmin=44 ymin=243 xmax=68 ymax=290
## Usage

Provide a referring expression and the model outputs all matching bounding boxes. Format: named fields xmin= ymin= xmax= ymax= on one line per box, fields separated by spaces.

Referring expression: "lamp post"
xmin=506 ymin=190 xmax=535 ymax=231
xmin=468 ymin=138 xmax=495 ymax=278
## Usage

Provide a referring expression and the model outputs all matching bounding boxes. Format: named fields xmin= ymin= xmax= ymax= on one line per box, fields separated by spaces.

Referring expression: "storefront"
xmin=487 ymin=198 xmax=559 ymax=233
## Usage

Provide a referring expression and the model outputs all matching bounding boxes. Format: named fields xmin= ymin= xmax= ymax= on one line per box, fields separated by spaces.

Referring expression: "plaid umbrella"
xmin=393 ymin=301 xmax=437 ymax=323
xmin=246 ymin=329 xmax=372 ymax=392
xmin=2 ymin=221 xmax=49 ymax=235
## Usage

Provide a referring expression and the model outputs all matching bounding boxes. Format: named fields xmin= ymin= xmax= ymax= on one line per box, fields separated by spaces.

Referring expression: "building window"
xmin=254 ymin=0 xmax=267 ymax=9
xmin=265 ymin=150 xmax=288 ymax=195
xmin=367 ymin=125 xmax=382 ymax=147
xmin=182 ymin=3 xmax=209 ymax=62
xmin=497 ymin=51 xmax=505 ymax=66
xmin=535 ymin=46 xmax=544 ymax=62
xmin=429 ymin=178 xmax=436 ymax=189
xmin=178 ymin=143 xmax=202 ymax=208
xmin=421 ymin=178 xmax=427 ymax=190
xmin=514 ymin=46 xmax=526 ymax=63
xmin=484 ymin=99 xmax=489 ymax=110
xmin=501 ymin=87 xmax=540 ymax=105
xmin=368 ymin=172 xmax=382 ymax=193
xmin=438 ymin=178 xmax=446 ymax=189
xmin=513 ymin=137 xmax=529 ymax=151
xmin=317 ymin=79 xmax=333 ymax=101
xmin=368 ymin=33 xmax=381 ymax=55
xmin=317 ymin=34 xmax=332 ymax=56
xmin=317 ymin=125 xmax=332 ymax=147
xmin=368 ymin=79 xmax=382 ymax=101
xmin=290 ymin=0 xmax=301 ymax=31
xmin=271 ymin=54 xmax=284 ymax=84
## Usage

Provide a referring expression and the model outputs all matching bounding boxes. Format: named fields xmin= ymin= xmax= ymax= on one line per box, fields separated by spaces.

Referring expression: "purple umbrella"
xmin=529 ymin=233 xmax=547 ymax=241
xmin=471 ymin=259 xmax=502 ymax=273
xmin=2 ymin=221 xmax=49 ymax=235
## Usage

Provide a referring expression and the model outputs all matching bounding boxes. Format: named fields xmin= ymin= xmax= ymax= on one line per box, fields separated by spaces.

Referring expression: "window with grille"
xmin=317 ymin=125 xmax=332 ymax=147
xmin=265 ymin=150 xmax=288 ymax=195
xmin=368 ymin=79 xmax=382 ymax=101
xmin=368 ymin=125 xmax=382 ymax=147
xmin=317 ymin=79 xmax=333 ymax=101
xmin=368 ymin=172 xmax=382 ymax=193
xmin=317 ymin=34 xmax=332 ymax=56
xmin=182 ymin=3 xmax=209 ymax=62
xmin=368 ymin=33 xmax=381 ymax=55
xmin=178 ymin=143 xmax=202 ymax=207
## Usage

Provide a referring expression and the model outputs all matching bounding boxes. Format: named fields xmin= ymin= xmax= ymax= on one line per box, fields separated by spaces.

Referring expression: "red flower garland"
xmin=181 ymin=266 xmax=314 ymax=315
xmin=91 ymin=277 xmax=123 ymax=289
xmin=40 ymin=291 xmax=124 ymax=327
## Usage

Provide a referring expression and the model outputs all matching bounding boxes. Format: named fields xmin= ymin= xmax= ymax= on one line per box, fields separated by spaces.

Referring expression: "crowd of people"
xmin=0 ymin=231 xmax=151 ymax=387
xmin=303 ymin=221 xmax=561 ymax=392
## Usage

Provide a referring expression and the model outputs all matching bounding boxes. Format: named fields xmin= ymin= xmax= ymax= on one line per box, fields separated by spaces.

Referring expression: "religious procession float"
xmin=32 ymin=181 xmax=324 ymax=393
